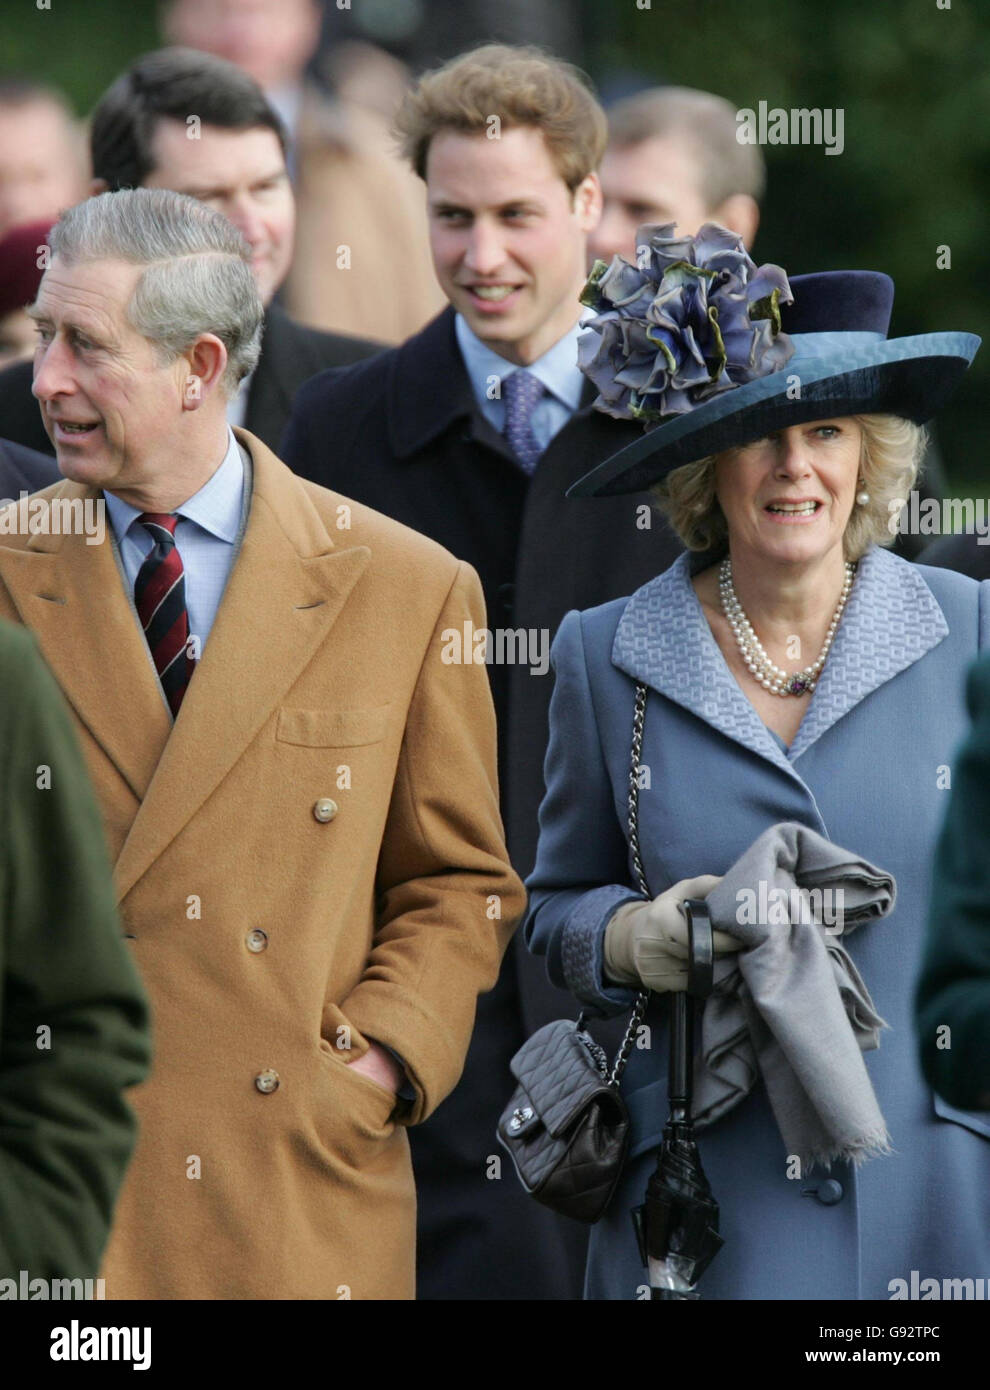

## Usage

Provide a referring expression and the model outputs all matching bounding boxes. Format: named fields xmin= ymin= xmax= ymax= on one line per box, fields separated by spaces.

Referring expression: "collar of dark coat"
xmin=247 ymin=304 xmax=289 ymax=411
xmin=385 ymin=304 xmax=598 ymax=459
xmin=612 ymin=545 xmax=949 ymax=769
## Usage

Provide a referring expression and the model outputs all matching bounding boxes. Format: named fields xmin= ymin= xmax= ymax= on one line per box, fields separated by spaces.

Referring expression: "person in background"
xmin=0 ymin=619 xmax=150 ymax=1283
xmin=0 ymin=78 xmax=87 ymax=239
xmin=919 ymin=527 xmax=990 ymax=581
xmin=163 ymin=0 xmax=445 ymax=342
xmin=0 ymin=436 xmax=58 ymax=498
xmin=0 ymin=186 xmax=521 ymax=1299
xmin=916 ymin=652 xmax=990 ymax=1110
xmin=589 ymin=86 xmax=763 ymax=264
xmin=0 ymin=219 xmax=55 ymax=371
xmin=282 ymin=42 xmax=683 ymax=1302
xmin=0 ymin=48 xmax=382 ymax=458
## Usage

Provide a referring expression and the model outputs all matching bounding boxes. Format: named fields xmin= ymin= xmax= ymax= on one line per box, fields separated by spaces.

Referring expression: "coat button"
xmin=254 ymin=1069 xmax=279 ymax=1094
xmin=312 ymin=797 xmax=338 ymax=823
xmin=246 ymin=929 xmax=268 ymax=953
xmin=803 ymin=1178 xmax=844 ymax=1205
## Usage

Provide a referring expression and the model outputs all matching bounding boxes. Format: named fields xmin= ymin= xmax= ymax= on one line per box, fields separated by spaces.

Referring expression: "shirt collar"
xmin=454 ymin=310 xmax=592 ymax=412
xmin=104 ymin=428 xmax=245 ymax=547
xmin=267 ymin=83 xmax=303 ymax=145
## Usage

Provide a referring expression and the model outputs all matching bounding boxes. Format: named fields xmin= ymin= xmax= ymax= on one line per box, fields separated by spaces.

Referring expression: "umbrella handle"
xmin=682 ymin=898 xmax=714 ymax=998
xmin=668 ymin=901 xmax=715 ymax=1121
xmin=668 ymin=992 xmax=692 ymax=1125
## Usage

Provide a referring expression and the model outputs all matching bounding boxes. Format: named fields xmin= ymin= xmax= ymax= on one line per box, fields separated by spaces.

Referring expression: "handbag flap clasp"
xmin=508 ymin=1019 xmax=614 ymax=1139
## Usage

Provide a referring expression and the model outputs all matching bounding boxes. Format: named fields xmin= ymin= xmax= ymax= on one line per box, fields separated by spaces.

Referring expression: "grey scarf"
xmin=695 ymin=822 xmax=896 ymax=1173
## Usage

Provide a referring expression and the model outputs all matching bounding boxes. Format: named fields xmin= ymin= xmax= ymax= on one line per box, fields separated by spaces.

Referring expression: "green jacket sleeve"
xmin=0 ymin=622 xmax=151 ymax=1281
xmin=916 ymin=654 xmax=990 ymax=1109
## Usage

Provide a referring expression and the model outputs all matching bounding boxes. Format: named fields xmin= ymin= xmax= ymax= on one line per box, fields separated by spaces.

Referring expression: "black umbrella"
xmin=632 ymin=899 xmax=724 ymax=1299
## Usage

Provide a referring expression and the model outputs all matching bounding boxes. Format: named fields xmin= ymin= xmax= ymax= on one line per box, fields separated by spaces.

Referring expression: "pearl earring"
xmin=856 ymin=483 xmax=870 ymax=506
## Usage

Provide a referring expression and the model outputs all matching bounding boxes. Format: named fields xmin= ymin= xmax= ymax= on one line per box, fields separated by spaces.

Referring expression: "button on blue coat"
xmin=525 ymin=546 xmax=990 ymax=1300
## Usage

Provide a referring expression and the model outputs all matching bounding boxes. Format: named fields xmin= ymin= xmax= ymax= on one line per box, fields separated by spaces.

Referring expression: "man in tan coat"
xmin=0 ymin=185 xmax=524 ymax=1299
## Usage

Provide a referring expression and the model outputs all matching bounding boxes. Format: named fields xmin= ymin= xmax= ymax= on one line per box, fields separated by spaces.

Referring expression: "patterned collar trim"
xmin=612 ymin=546 xmax=949 ymax=766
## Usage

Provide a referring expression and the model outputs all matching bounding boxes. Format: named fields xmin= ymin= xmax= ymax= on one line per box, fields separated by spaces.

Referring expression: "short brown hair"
xmin=393 ymin=43 xmax=607 ymax=190
xmin=607 ymin=86 xmax=766 ymax=209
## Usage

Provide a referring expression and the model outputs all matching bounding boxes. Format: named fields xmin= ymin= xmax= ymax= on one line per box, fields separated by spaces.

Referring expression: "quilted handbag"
xmin=497 ymin=1014 xmax=642 ymax=1222
xmin=496 ymin=684 xmax=653 ymax=1224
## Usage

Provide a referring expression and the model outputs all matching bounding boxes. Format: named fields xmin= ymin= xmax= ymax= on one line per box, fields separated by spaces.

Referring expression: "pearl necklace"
xmin=718 ymin=557 xmax=855 ymax=697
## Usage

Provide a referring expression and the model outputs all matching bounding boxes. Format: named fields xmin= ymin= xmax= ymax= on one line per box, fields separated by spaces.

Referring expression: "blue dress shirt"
xmin=104 ymin=428 xmax=246 ymax=655
xmin=454 ymin=311 xmax=589 ymax=452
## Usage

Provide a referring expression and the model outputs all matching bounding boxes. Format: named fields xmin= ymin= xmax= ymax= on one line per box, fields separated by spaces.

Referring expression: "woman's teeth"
xmin=767 ymin=502 xmax=818 ymax=514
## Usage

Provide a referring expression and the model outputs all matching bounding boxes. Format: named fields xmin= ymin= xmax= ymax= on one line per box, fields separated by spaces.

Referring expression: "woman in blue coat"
xmin=525 ymin=224 xmax=989 ymax=1300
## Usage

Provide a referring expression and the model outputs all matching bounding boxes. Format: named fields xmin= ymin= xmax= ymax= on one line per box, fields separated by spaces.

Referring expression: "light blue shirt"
xmin=454 ymin=312 xmax=590 ymax=453
xmin=104 ymin=428 xmax=246 ymax=654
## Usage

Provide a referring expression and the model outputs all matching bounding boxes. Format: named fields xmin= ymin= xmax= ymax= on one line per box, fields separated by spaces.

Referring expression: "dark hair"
xmin=90 ymin=47 xmax=288 ymax=192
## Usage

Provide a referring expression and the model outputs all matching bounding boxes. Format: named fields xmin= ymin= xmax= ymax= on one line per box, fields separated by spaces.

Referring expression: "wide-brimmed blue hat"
xmin=568 ymin=224 xmax=980 ymax=498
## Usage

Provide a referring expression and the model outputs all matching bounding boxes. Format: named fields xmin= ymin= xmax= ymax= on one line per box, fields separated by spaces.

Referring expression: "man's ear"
xmin=709 ymin=194 xmax=760 ymax=251
xmin=573 ymin=171 xmax=603 ymax=233
xmin=180 ymin=334 xmax=229 ymax=411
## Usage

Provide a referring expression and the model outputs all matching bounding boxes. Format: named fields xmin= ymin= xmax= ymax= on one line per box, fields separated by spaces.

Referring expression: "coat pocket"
xmin=276 ymin=704 xmax=392 ymax=748
xmin=318 ymin=1039 xmax=397 ymax=1138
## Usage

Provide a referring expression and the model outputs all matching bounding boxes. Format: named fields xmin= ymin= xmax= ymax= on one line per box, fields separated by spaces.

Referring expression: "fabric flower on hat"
xmin=578 ymin=221 xmax=795 ymax=424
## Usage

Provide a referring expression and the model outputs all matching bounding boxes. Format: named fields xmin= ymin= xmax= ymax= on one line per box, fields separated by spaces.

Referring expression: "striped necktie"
xmin=502 ymin=369 xmax=547 ymax=476
xmin=134 ymin=513 xmax=195 ymax=718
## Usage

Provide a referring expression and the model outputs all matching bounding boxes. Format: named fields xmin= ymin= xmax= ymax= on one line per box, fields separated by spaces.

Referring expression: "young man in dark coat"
xmin=281 ymin=44 xmax=683 ymax=1300
xmin=0 ymin=48 xmax=381 ymax=458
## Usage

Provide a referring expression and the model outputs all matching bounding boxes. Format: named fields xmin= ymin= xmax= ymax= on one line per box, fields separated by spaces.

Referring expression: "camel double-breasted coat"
xmin=0 ymin=428 xmax=524 ymax=1300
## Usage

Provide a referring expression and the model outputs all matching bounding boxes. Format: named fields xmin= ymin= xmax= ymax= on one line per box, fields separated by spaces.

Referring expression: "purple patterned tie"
xmin=502 ymin=369 xmax=546 ymax=476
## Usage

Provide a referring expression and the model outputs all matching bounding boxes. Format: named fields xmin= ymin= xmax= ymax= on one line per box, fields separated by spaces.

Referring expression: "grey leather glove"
xmin=603 ymin=875 xmax=741 ymax=992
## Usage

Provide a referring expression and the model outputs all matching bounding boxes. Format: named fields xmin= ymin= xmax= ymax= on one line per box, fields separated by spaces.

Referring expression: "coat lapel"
xmin=386 ymin=307 xmax=518 ymax=467
xmin=113 ymin=430 xmax=370 ymax=902
xmin=787 ymin=547 xmax=948 ymax=757
xmin=612 ymin=548 xmax=949 ymax=773
xmin=0 ymin=484 xmax=172 ymax=800
xmin=612 ymin=552 xmax=795 ymax=774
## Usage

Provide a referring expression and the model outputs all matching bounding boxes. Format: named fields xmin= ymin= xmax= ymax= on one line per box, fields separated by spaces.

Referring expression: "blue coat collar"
xmin=612 ymin=546 xmax=948 ymax=767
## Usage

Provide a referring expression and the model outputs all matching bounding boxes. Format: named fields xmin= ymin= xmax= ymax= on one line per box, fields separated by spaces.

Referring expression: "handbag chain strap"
xmin=601 ymin=681 xmax=652 ymax=1087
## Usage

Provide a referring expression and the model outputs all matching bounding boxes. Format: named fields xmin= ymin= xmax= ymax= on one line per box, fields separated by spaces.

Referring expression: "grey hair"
xmin=652 ymin=414 xmax=927 ymax=563
xmin=48 ymin=188 xmax=263 ymax=395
